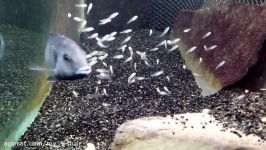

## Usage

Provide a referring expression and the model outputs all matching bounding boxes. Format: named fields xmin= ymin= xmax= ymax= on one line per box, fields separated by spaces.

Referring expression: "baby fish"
xmin=159 ymin=27 xmax=170 ymax=37
xmin=88 ymin=60 xmax=98 ymax=67
xmin=109 ymin=12 xmax=119 ymax=19
xmin=128 ymin=72 xmax=136 ymax=84
xmin=136 ymin=51 xmax=148 ymax=61
xmin=96 ymin=69 xmax=109 ymax=73
xmin=169 ymin=45 xmax=179 ymax=52
xmin=156 ymin=59 xmax=160 ymax=65
xmin=99 ymin=18 xmax=112 ymax=25
xmin=110 ymin=65 xmax=114 ymax=76
xmin=86 ymin=51 xmax=106 ymax=59
xmin=113 ymin=55 xmax=124 ymax=59
xmin=99 ymin=12 xmax=119 ymax=25
xmin=98 ymin=32 xmax=117 ymax=42
xmin=73 ymin=91 xmax=79 ymax=98
xmin=87 ymin=3 xmax=93 ymax=15
xmin=72 ymin=91 xmax=79 ymax=99
xmin=97 ymin=41 xmax=108 ymax=48
xmin=75 ymin=4 xmax=87 ymax=8
xmin=120 ymin=29 xmax=132 ymax=34
xmin=215 ymin=61 xmax=225 ymax=70
xmin=150 ymin=48 xmax=159 ymax=52
xmin=110 ymin=31 xmax=117 ymax=37
xmin=96 ymin=80 xmax=102 ymax=85
xmin=167 ymin=40 xmax=172 ymax=45
xmin=95 ymin=87 xmax=99 ymax=93
xmin=124 ymin=57 xmax=133 ymax=63
xmin=80 ymin=21 xmax=87 ymax=29
xmin=122 ymin=36 xmax=131 ymax=44
xmin=186 ymin=46 xmax=197 ymax=54
xmin=102 ymin=62 xmax=108 ymax=67
xmin=168 ymin=38 xmax=180 ymax=45
xmin=85 ymin=93 xmax=102 ymax=99
xmin=103 ymin=88 xmax=108 ymax=96
xmin=208 ymin=45 xmax=217 ymax=50
xmin=183 ymin=28 xmax=191 ymax=33
xmin=199 ymin=57 xmax=203 ymax=64
xmin=86 ymin=51 xmax=98 ymax=58
xmin=73 ymin=17 xmax=85 ymax=22
xmin=118 ymin=45 xmax=127 ymax=53
xmin=88 ymin=57 xmax=97 ymax=62
xmin=95 ymin=37 xmax=107 ymax=48
xmin=106 ymin=36 xmax=115 ymax=42
xmin=96 ymin=51 xmax=107 ymax=56
xmin=156 ymin=88 xmax=171 ymax=96
xmin=156 ymin=40 xmax=167 ymax=48
xmin=127 ymin=15 xmax=138 ymax=24
xmin=149 ymin=29 xmax=153 ymax=36
xmin=166 ymin=76 xmax=170 ymax=81
xmin=193 ymin=73 xmax=200 ymax=77
xmin=128 ymin=46 xmax=133 ymax=57
xmin=145 ymin=61 xmax=151 ymax=67
xmin=182 ymin=64 xmax=187 ymax=69
xmin=236 ymin=95 xmax=245 ymax=100
xmin=204 ymin=45 xmax=217 ymax=51
xmin=98 ymin=53 xmax=108 ymax=61
xmin=151 ymin=70 xmax=164 ymax=77
xmin=81 ymin=27 xmax=94 ymax=32
xmin=134 ymin=63 xmax=137 ymax=71
xmin=202 ymin=32 xmax=211 ymax=39
xmin=102 ymin=102 xmax=111 ymax=107
xmin=87 ymin=33 xmax=98 ymax=39
xmin=135 ymin=76 xmax=146 ymax=81
xmin=67 ymin=13 xmax=72 ymax=18
xmin=163 ymin=86 xmax=171 ymax=93
xmin=100 ymin=34 xmax=112 ymax=42
xmin=96 ymin=73 xmax=111 ymax=80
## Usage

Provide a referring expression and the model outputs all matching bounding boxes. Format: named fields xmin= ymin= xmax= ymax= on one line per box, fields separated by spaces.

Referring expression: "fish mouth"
xmin=75 ymin=66 xmax=92 ymax=75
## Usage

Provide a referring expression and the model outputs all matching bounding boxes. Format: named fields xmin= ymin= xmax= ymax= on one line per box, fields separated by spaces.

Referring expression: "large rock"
xmin=170 ymin=4 xmax=266 ymax=96
xmin=112 ymin=112 xmax=265 ymax=150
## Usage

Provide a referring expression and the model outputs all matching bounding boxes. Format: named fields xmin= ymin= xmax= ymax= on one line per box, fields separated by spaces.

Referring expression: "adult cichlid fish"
xmin=29 ymin=33 xmax=92 ymax=81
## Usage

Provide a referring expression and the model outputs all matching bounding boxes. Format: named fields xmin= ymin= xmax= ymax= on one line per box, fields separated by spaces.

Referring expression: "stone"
xmin=170 ymin=4 xmax=266 ymax=96
xmin=112 ymin=113 xmax=266 ymax=150
xmin=85 ymin=143 xmax=96 ymax=150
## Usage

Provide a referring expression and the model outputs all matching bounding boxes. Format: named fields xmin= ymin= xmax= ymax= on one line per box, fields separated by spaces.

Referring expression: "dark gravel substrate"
xmin=15 ymin=29 xmax=266 ymax=149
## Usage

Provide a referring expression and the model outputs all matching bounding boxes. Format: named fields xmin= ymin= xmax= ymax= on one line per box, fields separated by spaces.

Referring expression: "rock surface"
xmin=171 ymin=4 xmax=266 ymax=96
xmin=112 ymin=113 xmax=266 ymax=150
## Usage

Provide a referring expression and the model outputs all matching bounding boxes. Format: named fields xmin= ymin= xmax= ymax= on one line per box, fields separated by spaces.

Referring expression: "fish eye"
xmin=63 ymin=54 xmax=72 ymax=62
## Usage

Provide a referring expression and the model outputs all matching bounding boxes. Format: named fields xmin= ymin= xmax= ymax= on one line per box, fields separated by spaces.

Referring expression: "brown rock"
xmin=170 ymin=4 xmax=266 ymax=95
xmin=112 ymin=113 xmax=266 ymax=150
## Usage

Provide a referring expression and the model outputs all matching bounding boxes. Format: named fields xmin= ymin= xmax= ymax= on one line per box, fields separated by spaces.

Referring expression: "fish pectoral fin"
xmin=28 ymin=65 xmax=53 ymax=73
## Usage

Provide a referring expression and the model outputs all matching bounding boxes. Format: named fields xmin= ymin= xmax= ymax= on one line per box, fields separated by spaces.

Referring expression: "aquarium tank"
xmin=0 ymin=0 xmax=266 ymax=150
